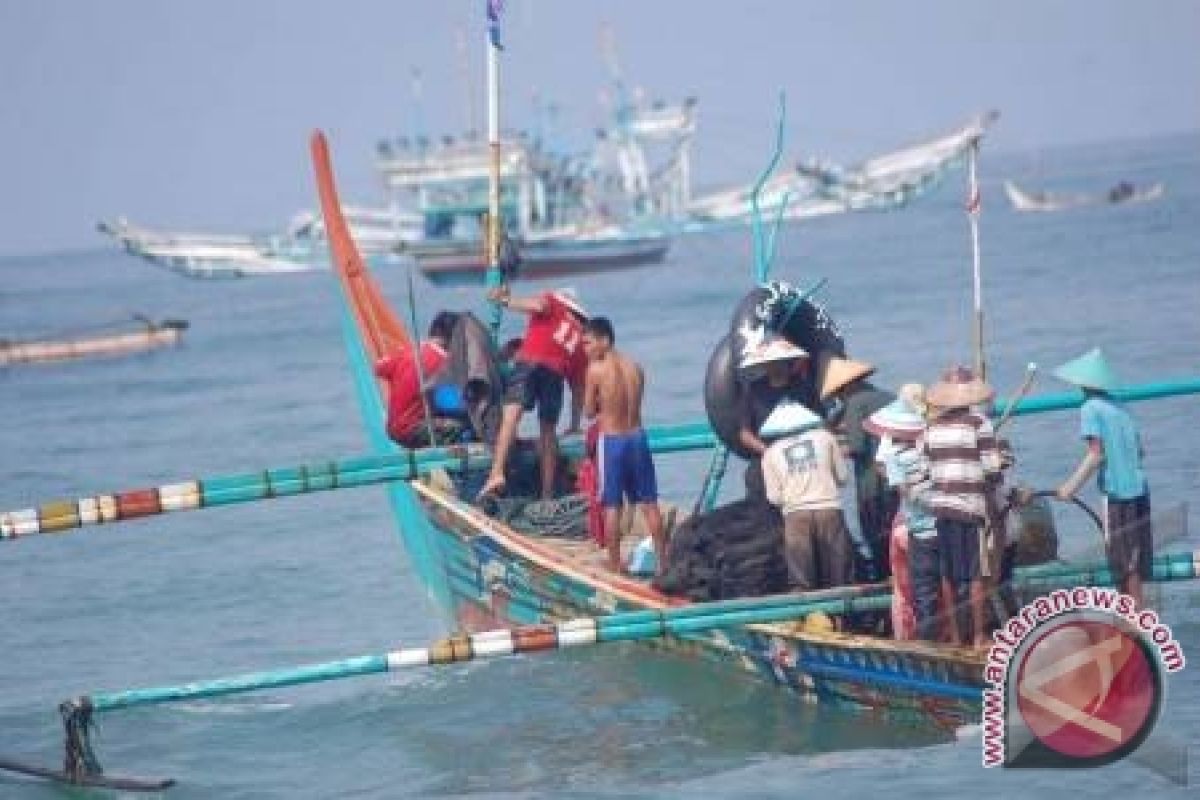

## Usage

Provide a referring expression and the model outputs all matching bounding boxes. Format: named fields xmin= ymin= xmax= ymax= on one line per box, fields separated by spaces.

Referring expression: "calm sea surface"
xmin=2 ymin=134 xmax=1198 ymax=797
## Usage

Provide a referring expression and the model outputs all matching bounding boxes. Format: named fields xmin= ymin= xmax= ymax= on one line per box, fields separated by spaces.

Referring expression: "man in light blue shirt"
xmin=1054 ymin=349 xmax=1152 ymax=606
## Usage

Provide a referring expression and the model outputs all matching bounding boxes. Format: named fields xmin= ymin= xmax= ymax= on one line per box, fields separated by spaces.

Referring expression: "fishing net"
xmin=478 ymin=494 xmax=589 ymax=538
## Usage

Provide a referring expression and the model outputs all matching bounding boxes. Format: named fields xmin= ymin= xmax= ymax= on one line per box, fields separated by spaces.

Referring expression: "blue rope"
xmin=750 ymin=93 xmax=789 ymax=283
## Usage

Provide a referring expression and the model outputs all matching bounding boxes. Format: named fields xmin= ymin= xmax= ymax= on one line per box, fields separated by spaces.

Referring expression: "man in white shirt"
xmin=761 ymin=402 xmax=853 ymax=592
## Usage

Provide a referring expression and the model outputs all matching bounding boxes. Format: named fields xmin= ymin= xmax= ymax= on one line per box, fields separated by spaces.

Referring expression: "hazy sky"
xmin=1 ymin=0 xmax=1197 ymax=256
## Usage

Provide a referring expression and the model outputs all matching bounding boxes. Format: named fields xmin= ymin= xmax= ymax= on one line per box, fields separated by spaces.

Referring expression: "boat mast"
xmin=966 ymin=142 xmax=985 ymax=380
xmin=485 ymin=0 xmax=504 ymax=337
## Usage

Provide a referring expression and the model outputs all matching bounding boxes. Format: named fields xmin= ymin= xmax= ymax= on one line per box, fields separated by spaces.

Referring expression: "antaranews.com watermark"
xmin=982 ymin=587 xmax=1186 ymax=770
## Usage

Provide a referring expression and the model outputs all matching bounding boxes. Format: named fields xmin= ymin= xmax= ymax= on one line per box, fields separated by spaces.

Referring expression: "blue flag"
xmin=487 ymin=0 xmax=504 ymax=50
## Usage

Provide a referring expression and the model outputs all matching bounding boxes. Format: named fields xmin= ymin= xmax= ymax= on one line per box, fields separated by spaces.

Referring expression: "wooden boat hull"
xmin=413 ymin=236 xmax=671 ymax=286
xmin=398 ymin=480 xmax=983 ymax=730
xmin=0 ymin=326 xmax=183 ymax=366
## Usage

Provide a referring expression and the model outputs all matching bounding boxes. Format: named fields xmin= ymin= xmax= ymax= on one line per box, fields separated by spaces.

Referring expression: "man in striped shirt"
xmin=922 ymin=366 xmax=1001 ymax=647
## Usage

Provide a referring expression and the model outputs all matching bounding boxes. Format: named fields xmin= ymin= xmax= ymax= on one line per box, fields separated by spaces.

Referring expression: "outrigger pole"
xmin=17 ymin=551 xmax=1198 ymax=788
xmin=6 ymin=378 xmax=1200 ymax=540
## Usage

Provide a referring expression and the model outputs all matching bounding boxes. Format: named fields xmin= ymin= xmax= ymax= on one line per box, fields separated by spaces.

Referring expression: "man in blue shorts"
xmin=581 ymin=317 xmax=666 ymax=575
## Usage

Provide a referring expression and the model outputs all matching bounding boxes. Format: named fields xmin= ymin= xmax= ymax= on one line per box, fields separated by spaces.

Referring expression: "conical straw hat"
xmin=820 ymin=357 xmax=876 ymax=400
xmin=759 ymin=401 xmax=823 ymax=439
xmin=926 ymin=365 xmax=994 ymax=409
xmin=1052 ymin=347 xmax=1120 ymax=392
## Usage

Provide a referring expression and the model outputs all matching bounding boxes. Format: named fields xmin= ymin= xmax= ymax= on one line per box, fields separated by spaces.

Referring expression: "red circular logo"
xmin=1014 ymin=617 xmax=1161 ymax=762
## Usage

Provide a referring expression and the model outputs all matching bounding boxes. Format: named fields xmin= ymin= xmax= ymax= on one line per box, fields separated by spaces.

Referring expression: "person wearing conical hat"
xmin=480 ymin=286 xmax=589 ymax=500
xmin=921 ymin=366 xmax=1002 ymax=648
xmin=736 ymin=335 xmax=816 ymax=459
xmin=821 ymin=356 xmax=897 ymax=582
xmin=1053 ymin=348 xmax=1152 ymax=607
xmin=866 ymin=388 xmax=938 ymax=642
xmin=760 ymin=401 xmax=855 ymax=592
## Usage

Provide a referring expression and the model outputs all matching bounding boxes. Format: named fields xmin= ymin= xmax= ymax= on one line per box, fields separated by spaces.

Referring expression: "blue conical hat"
xmin=864 ymin=395 xmax=926 ymax=440
xmin=759 ymin=401 xmax=822 ymax=439
xmin=1053 ymin=348 xmax=1120 ymax=392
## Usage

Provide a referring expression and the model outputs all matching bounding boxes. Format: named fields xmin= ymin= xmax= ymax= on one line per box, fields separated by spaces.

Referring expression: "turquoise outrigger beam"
xmin=46 ymin=548 xmax=1200 ymax=785
xmin=59 ymin=549 xmax=1200 ymax=715
xmin=4 ymin=377 xmax=1200 ymax=540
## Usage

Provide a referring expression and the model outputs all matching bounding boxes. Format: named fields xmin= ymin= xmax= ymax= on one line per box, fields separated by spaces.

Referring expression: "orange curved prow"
xmin=309 ymin=131 xmax=410 ymax=401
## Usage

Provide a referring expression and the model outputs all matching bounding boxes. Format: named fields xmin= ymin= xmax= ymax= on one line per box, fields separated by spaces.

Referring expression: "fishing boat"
xmin=0 ymin=316 xmax=187 ymax=367
xmin=379 ymin=130 xmax=680 ymax=285
xmin=684 ymin=111 xmax=999 ymax=227
xmin=97 ymin=206 xmax=418 ymax=279
xmin=3 ymin=16 xmax=1198 ymax=793
xmin=1003 ymin=180 xmax=1166 ymax=213
xmin=97 ymin=218 xmax=319 ymax=278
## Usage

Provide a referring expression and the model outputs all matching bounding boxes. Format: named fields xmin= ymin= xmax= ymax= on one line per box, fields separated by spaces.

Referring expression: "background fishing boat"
xmin=1004 ymin=179 xmax=1166 ymax=212
xmin=684 ymin=112 xmax=999 ymax=228
xmin=96 ymin=207 xmax=419 ymax=279
xmin=97 ymin=218 xmax=320 ymax=278
xmin=0 ymin=315 xmax=187 ymax=366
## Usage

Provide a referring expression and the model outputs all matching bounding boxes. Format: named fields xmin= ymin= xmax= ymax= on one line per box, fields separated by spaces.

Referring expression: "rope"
xmin=750 ymin=93 xmax=789 ymax=284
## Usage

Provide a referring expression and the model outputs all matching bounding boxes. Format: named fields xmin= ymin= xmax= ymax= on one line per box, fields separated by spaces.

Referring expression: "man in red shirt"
xmin=374 ymin=312 xmax=457 ymax=448
xmin=479 ymin=287 xmax=588 ymax=499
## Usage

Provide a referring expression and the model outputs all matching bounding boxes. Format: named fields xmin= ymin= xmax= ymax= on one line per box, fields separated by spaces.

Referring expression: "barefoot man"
xmin=479 ymin=287 xmax=588 ymax=500
xmin=581 ymin=317 xmax=667 ymax=575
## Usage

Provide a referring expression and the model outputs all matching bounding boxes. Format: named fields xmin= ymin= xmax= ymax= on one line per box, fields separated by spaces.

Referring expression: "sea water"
xmin=1 ymin=133 xmax=1197 ymax=797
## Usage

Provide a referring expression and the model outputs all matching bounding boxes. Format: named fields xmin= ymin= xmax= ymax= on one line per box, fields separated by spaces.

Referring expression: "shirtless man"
xmin=582 ymin=317 xmax=666 ymax=575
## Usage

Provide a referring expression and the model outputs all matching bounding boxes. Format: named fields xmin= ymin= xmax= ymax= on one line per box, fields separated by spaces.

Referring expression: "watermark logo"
xmin=982 ymin=587 xmax=1185 ymax=769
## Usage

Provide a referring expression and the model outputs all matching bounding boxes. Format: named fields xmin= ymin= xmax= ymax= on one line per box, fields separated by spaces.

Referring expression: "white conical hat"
xmin=759 ymin=401 xmax=823 ymax=439
xmin=740 ymin=335 xmax=808 ymax=372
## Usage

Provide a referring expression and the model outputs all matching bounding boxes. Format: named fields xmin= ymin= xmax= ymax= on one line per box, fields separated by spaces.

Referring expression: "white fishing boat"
xmin=1003 ymin=180 xmax=1165 ymax=212
xmin=99 ymin=202 xmax=419 ymax=279
xmin=97 ymin=219 xmax=318 ymax=278
xmin=685 ymin=111 xmax=1000 ymax=227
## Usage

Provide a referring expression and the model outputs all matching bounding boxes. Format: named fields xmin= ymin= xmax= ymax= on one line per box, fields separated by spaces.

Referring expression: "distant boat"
xmin=1 ymin=316 xmax=187 ymax=366
xmin=1003 ymin=180 xmax=1165 ymax=213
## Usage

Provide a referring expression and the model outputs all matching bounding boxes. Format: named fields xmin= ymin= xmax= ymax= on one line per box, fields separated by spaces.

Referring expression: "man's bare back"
xmin=587 ymin=350 xmax=644 ymax=434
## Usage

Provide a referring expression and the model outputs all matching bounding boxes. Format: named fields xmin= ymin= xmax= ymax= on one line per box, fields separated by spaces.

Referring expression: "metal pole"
xmin=967 ymin=143 xmax=985 ymax=380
